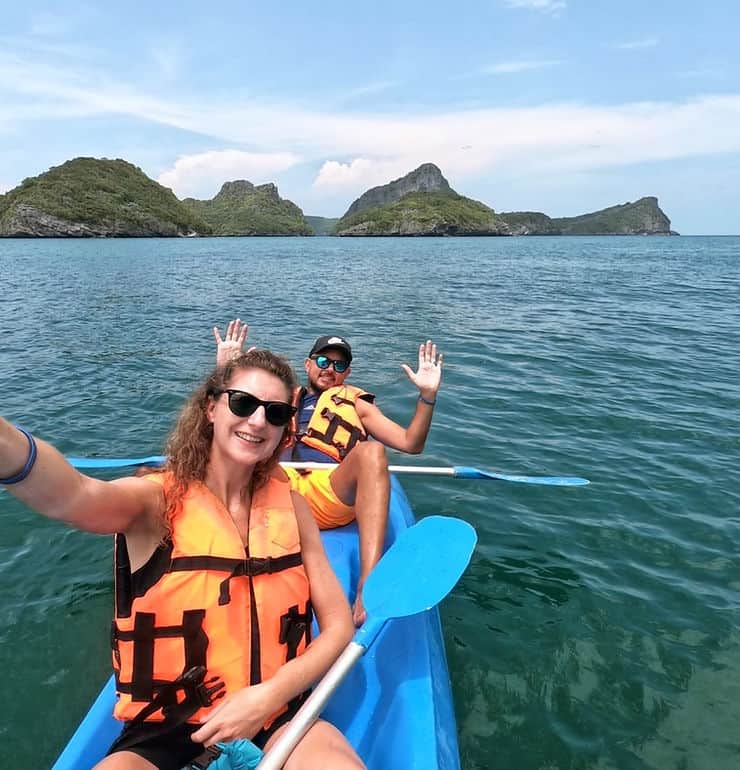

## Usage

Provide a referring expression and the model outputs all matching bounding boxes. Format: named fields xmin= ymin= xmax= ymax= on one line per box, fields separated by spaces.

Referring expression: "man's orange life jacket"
xmin=111 ymin=470 xmax=312 ymax=729
xmin=291 ymin=384 xmax=374 ymax=462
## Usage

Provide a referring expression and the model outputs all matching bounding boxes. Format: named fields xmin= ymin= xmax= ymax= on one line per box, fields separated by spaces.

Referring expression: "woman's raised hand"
xmin=214 ymin=319 xmax=249 ymax=367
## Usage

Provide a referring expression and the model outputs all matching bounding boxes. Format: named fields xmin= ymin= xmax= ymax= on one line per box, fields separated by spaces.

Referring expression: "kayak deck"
xmin=52 ymin=476 xmax=461 ymax=769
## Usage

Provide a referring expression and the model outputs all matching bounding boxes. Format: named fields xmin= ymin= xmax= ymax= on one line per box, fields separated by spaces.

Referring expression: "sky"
xmin=1 ymin=1 xmax=740 ymax=233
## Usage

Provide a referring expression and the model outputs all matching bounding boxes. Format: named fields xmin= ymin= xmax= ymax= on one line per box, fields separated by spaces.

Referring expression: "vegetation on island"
xmin=305 ymin=216 xmax=340 ymax=235
xmin=500 ymin=197 xmax=672 ymax=235
xmin=335 ymin=191 xmax=509 ymax=236
xmin=0 ymin=156 xmax=674 ymax=238
xmin=0 ymin=158 xmax=208 ymax=237
xmin=183 ymin=181 xmax=312 ymax=236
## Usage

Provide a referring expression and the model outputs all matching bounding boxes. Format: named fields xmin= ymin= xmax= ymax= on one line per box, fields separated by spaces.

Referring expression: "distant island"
xmin=184 ymin=180 xmax=312 ymax=236
xmin=334 ymin=163 xmax=509 ymax=236
xmin=0 ymin=158 xmax=206 ymax=237
xmin=0 ymin=157 xmax=676 ymax=238
xmin=499 ymin=197 xmax=674 ymax=236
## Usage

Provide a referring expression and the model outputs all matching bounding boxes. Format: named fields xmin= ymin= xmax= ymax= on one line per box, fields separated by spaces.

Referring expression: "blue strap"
xmin=0 ymin=427 xmax=38 ymax=485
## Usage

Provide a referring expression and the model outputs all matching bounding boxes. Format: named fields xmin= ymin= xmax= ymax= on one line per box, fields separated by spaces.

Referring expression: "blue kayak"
xmin=52 ymin=476 xmax=462 ymax=769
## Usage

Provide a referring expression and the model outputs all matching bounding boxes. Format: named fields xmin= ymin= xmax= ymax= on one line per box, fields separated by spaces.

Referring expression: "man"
xmin=214 ymin=320 xmax=443 ymax=625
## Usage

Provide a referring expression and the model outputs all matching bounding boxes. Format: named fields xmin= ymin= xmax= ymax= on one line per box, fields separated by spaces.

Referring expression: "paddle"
xmin=284 ymin=461 xmax=590 ymax=486
xmin=254 ymin=515 xmax=477 ymax=770
xmin=66 ymin=455 xmax=166 ymax=469
xmin=65 ymin=455 xmax=588 ymax=485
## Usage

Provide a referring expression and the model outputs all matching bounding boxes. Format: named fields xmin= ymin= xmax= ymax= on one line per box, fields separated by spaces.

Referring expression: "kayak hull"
xmin=52 ymin=476 xmax=461 ymax=769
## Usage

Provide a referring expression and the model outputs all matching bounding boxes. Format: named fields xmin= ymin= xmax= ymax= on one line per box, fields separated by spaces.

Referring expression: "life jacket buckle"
xmin=160 ymin=666 xmax=226 ymax=722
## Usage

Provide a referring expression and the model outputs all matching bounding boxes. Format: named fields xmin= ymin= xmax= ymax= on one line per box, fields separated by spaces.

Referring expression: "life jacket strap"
xmin=279 ymin=601 xmax=314 ymax=661
xmin=329 ymin=394 xmax=356 ymax=407
xmin=113 ymin=609 xmax=209 ymax=702
xmin=305 ymin=407 xmax=365 ymax=460
xmin=217 ymin=553 xmax=304 ymax=605
xmin=120 ymin=664 xmax=225 ymax=735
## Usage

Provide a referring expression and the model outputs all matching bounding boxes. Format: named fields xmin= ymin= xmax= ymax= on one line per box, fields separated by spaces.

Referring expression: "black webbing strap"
xmin=119 ymin=665 xmax=225 ymax=735
xmin=279 ymin=602 xmax=314 ymax=661
xmin=306 ymin=408 xmax=365 ymax=460
xmin=214 ymin=553 xmax=304 ymax=605
xmin=113 ymin=609 xmax=208 ymax=701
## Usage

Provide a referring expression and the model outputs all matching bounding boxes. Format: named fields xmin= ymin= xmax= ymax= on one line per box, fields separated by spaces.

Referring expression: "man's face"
xmin=304 ymin=347 xmax=351 ymax=393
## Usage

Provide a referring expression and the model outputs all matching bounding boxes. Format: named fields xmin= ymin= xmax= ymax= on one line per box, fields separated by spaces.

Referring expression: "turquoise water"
xmin=1 ymin=236 xmax=739 ymax=769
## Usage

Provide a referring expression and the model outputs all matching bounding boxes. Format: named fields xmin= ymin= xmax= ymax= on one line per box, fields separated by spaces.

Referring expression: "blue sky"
xmin=1 ymin=1 xmax=740 ymax=233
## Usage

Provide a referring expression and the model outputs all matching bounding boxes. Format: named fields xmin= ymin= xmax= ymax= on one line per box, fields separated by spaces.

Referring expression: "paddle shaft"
xmin=256 ymin=516 xmax=476 ymax=768
xmin=283 ymin=462 xmax=589 ymax=486
xmin=282 ymin=461 xmax=454 ymax=476
xmin=257 ymin=642 xmax=365 ymax=770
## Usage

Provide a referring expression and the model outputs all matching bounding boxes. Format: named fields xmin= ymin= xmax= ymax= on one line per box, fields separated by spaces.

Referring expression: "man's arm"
xmin=356 ymin=340 xmax=443 ymax=454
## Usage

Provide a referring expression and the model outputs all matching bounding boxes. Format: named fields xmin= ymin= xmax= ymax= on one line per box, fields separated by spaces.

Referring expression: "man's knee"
xmin=352 ymin=441 xmax=388 ymax=471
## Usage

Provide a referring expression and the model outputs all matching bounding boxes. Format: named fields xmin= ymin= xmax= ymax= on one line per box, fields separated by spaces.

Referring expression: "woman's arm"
xmin=0 ymin=419 xmax=162 ymax=534
xmin=190 ymin=491 xmax=353 ymax=746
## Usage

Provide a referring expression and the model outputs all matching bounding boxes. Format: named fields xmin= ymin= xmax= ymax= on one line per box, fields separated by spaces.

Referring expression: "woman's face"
xmin=207 ymin=367 xmax=291 ymax=468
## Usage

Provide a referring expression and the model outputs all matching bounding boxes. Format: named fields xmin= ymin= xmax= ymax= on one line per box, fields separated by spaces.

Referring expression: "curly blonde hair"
xmin=159 ymin=349 xmax=297 ymax=534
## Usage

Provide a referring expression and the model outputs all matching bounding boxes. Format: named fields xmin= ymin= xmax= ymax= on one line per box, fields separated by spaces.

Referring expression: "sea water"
xmin=1 ymin=235 xmax=738 ymax=769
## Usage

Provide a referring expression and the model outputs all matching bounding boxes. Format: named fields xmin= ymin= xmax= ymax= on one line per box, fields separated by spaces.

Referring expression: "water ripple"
xmin=1 ymin=236 xmax=739 ymax=769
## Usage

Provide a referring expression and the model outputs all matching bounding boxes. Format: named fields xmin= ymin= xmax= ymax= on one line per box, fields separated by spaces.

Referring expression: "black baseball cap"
xmin=308 ymin=334 xmax=353 ymax=362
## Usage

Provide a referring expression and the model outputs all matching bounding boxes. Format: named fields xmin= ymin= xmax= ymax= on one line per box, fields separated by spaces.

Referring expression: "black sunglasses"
xmin=311 ymin=354 xmax=349 ymax=373
xmin=212 ymin=389 xmax=296 ymax=427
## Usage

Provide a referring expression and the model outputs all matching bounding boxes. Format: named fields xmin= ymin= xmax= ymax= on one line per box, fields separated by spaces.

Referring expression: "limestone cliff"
xmin=342 ymin=163 xmax=453 ymax=220
xmin=183 ymin=180 xmax=312 ymax=236
xmin=335 ymin=164 xmax=509 ymax=236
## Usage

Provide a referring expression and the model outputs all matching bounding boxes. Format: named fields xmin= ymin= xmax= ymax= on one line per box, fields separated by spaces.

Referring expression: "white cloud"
xmin=157 ymin=149 xmax=301 ymax=199
xmin=502 ymin=0 xmax=566 ymax=12
xmin=3 ymin=44 xmax=740 ymax=205
xmin=483 ymin=59 xmax=562 ymax=74
xmin=313 ymin=158 xmax=413 ymax=192
xmin=615 ymin=37 xmax=659 ymax=50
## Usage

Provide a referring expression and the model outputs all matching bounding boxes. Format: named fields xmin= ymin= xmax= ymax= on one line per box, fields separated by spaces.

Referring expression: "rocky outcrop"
xmin=183 ymin=180 xmax=312 ymax=236
xmin=0 ymin=156 xmax=678 ymax=238
xmin=342 ymin=163 xmax=453 ymax=220
xmin=336 ymin=191 xmax=510 ymax=237
xmin=500 ymin=197 xmax=675 ymax=236
xmin=334 ymin=163 xmax=509 ymax=236
xmin=0 ymin=158 xmax=208 ymax=237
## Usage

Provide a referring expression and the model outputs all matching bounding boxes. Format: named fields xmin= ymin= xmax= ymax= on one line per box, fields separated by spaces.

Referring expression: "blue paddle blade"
xmin=67 ymin=455 xmax=166 ymax=469
xmin=355 ymin=516 xmax=476 ymax=648
xmin=453 ymin=466 xmax=589 ymax=486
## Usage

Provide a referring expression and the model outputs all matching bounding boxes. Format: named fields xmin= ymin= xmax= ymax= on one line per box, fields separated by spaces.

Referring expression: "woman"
xmin=0 ymin=350 xmax=365 ymax=770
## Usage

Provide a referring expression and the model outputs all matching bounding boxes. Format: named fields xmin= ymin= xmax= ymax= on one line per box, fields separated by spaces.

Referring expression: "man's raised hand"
xmin=401 ymin=340 xmax=443 ymax=401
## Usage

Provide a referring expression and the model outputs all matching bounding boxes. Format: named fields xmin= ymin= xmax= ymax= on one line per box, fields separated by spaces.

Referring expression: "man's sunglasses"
xmin=212 ymin=389 xmax=296 ymax=427
xmin=311 ymin=355 xmax=349 ymax=373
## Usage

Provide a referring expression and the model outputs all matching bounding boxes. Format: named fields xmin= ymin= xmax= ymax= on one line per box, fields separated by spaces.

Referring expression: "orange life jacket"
xmin=291 ymin=384 xmax=375 ymax=462
xmin=111 ymin=469 xmax=312 ymax=730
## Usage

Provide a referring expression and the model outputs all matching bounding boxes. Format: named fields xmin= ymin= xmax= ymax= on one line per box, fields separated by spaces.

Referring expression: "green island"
xmin=0 ymin=157 xmax=675 ymax=237
xmin=305 ymin=216 xmax=340 ymax=236
xmin=499 ymin=197 xmax=674 ymax=236
xmin=183 ymin=180 xmax=312 ymax=236
xmin=335 ymin=191 xmax=508 ymax=236
xmin=0 ymin=158 xmax=208 ymax=237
